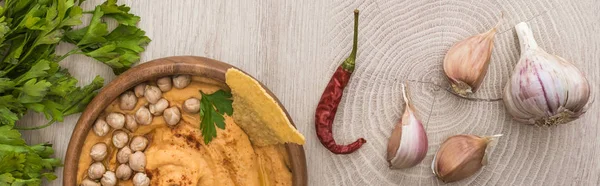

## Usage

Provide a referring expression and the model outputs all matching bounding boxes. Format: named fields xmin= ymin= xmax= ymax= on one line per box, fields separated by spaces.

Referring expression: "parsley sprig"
xmin=199 ymin=90 xmax=233 ymax=144
xmin=0 ymin=0 xmax=150 ymax=184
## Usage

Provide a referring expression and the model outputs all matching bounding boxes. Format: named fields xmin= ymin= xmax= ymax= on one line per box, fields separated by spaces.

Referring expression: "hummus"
xmin=77 ymin=77 xmax=292 ymax=186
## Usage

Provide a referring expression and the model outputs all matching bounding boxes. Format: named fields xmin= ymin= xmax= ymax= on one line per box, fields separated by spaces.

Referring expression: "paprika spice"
xmin=315 ymin=9 xmax=366 ymax=154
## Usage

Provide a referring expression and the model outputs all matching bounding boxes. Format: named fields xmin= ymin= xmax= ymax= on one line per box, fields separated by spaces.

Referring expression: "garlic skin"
xmin=432 ymin=134 xmax=500 ymax=183
xmin=386 ymin=83 xmax=428 ymax=169
xmin=443 ymin=20 xmax=499 ymax=96
xmin=503 ymin=22 xmax=591 ymax=126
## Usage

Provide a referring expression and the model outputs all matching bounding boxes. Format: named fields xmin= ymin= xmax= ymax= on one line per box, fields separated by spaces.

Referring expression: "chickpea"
xmin=90 ymin=142 xmax=107 ymax=161
xmin=163 ymin=107 xmax=181 ymax=126
xmin=125 ymin=114 xmax=138 ymax=132
xmin=128 ymin=151 xmax=146 ymax=172
xmin=134 ymin=83 xmax=147 ymax=97
xmin=149 ymin=98 xmax=169 ymax=116
xmin=93 ymin=119 xmax=110 ymax=137
xmin=100 ymin=171 xmax=117 ymax=186
xmin=156 ymin=76 xmax=172 ymax=92
xmin=130 ymin=136 xmax=149 ymax=152
xmin=119 ymin=91 xmax=137 ymax=110
xmin=144 ymin=85 xmax=162 ymax=104
xmin=106 ymin=113 xmax=125 ymax=129
xmin=135 ymin=106 xmax=153 ymax=125
xmin=183 ymin=98 xmax=200 ymax=113
xmin=87 ymin=162 xmax=106 ymax=180
xmin=112 ymin=130 xmax=129 ymax=149
xmin=173 ymin=75 xmax=191 ymax=89
xmin=116 ymin=164 xmax=132 ymax=180
xmin=80 ymin=179 xmax=100 ymax=186
xmin=117 ymin=146 xmax=133 ymax=164
xmin=132 ymin=173 xmax=150 ymax=186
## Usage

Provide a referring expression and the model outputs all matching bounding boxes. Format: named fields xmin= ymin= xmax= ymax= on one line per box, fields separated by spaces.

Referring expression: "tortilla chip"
xmin=225 ymin=68 xmax=305 ymax=146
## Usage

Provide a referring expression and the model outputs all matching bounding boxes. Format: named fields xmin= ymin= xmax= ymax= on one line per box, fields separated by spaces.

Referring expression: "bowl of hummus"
xmin=64 ymin=56 xmax=307 ymax=186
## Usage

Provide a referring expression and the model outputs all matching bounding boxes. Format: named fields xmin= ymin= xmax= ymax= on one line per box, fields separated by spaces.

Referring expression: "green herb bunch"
xmin=0 ymin=0 xmax=150 ymax=184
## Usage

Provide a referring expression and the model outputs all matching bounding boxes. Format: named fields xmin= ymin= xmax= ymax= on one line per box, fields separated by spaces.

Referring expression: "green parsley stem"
xmin=14 ymin=119 xmax=56 ymax=130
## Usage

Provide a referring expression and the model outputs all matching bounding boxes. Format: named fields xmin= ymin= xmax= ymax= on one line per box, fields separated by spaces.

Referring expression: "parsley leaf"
xmin=64 ymin=6 xmax=150 ymax=74
xmin=100 ymin=0 xmax=140 ymax=26
xmin=76 ymin=7 xmax=109 ymax=46
xmin=199 ymin=90 xmax=233 ymax=144
xmin=0 ymin=0 xmax=149 ymax=184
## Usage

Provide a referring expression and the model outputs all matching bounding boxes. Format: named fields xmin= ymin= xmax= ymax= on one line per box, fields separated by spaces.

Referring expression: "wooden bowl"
xmin=64 ymin=56 xmax=307 ymax=186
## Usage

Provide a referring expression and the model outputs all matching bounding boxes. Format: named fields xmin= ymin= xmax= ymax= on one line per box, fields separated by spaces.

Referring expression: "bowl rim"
xmin=63 ymin=56 xmax=307 ymax=186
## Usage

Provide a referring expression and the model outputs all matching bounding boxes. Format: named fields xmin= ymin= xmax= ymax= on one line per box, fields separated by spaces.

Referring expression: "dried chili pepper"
xmin=315 ymin=10 xmax=366 ymax=154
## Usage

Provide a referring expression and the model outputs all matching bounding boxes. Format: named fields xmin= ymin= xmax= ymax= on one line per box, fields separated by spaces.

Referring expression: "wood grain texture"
xmin=17 ymin=0 xmax=600 ymax=185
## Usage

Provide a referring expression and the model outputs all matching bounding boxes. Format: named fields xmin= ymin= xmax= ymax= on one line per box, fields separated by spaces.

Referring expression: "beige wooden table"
xmin=18 ymin=0 xmax=600 ymax=185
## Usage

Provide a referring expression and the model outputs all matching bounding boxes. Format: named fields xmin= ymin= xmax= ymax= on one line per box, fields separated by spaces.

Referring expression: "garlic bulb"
xmin=503 ymin=22 xmax=591 ymax=126
xmin=386 ymin=83 xmax=428 ymax=169
xmin=432 ymin=134 xmax=501 ymax=183
xmin=443 ymin=18 xmax=500 ymax=96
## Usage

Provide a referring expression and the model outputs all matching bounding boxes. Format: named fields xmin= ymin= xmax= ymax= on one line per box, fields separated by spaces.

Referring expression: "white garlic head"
xmin=133 ymin=173 xmax=150 ymax=186
xmin=504 ymin=22 xmax=591 ymax=126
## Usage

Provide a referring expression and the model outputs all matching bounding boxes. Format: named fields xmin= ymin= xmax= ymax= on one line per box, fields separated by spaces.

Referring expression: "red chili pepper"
xmin=315 ymin=10 xmax=366 ymax=154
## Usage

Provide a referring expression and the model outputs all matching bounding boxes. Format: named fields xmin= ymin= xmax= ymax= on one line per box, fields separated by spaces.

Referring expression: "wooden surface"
xmin=18 ymin=0 xmax=600 ymax=185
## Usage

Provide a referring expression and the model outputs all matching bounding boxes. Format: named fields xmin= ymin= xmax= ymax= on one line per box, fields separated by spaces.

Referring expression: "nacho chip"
xmin=225 ymin=68 xmax=305 ymax=146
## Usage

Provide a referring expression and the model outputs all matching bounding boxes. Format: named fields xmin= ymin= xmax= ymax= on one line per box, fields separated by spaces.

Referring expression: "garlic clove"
xmin=504 ymin=22 xmax=591 ymax=126
xmin=386 ymin=83 xmax=428 ymax=169
xmin=443 ymin=16 xmax=501 ymax=96
xmin=432 ymin=134 xmax=501 ymax=183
